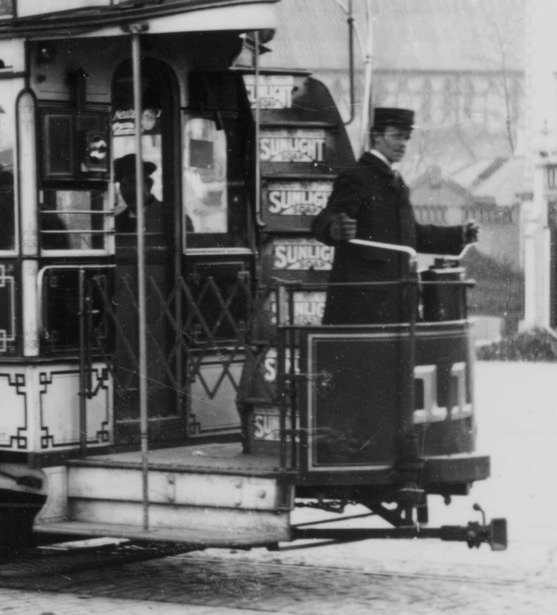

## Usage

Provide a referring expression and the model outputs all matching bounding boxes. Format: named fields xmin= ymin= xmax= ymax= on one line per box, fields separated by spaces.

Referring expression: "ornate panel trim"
xmin=0 ymin=371 xmax=28 ymax=450
xmin=39 ymin=365 xmax=111 ymax=449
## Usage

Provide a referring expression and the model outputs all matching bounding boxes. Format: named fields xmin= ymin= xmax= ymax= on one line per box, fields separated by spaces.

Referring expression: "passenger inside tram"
xmin=114 ymin=153 xmax=194 ymax=238
xmin=114 ymin=153 xmax=164 ymax=236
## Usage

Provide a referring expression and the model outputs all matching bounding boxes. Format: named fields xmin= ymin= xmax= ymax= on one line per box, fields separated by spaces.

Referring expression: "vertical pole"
xmin=78 ymin=268 xmax=87 ymax=456
xmin=396 ymin=260 xmax=422 ymax=524
xmin=131 ymin=31 xmax=150 ymax=532
xmin=344 ymin=0 xmax=355 ymax=126
xmin=253 ymin=31 xmax=264 ymax=228
xmin=361 ymin=0 xmax=374 ymax=154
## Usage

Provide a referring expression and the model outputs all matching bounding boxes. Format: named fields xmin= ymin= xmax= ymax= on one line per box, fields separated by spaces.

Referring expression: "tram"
xmin=0 ymin=0 xmax=506 ymax=552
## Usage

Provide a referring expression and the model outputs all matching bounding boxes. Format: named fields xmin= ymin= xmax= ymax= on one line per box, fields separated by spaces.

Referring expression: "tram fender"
xmin=422 ymin=454 xmax=490 ymax=485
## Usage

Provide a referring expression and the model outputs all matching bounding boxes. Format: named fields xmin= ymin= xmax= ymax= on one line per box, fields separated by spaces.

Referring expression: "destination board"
xmin=272 ymin=290 xmax=326 ymax=326
xmin=273 ymin=237 xmax=334 ymax=272
xmin=262 ymin=180 xmax=333 ymax=230
xmin=259 ymin=128 xmax=327 ymax=163
xmin=243 ymin=74 xmax=296 ymax=109
xmin=262 ymin=236 xmax=334 ymax=284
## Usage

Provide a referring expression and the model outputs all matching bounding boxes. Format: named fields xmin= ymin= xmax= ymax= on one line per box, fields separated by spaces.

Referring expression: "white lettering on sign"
xmin=413 ymin=362 xmax=472 ymax=424
xmin=273 ymin=240 xmax=334 ymax=270
xmin=413 ymin=365 xmax=447 ymax=423
xmin=449 ymin=362 xmax=472 ymax=421
xmin=263 ymin=349 xmax=299 ymax=382
xmin=243 ymin=74 xmax=296 ymax=109
xmin=260 ymin=130 xmax=326 ymax=162
xmin=112 ymin=108 xmax=161 ymax=136
xmin=293 ymin=296 xmax=325 ymax=324
xmin=253 ymin=411 xmax=279 ymax=440
xmin=253 ymin=409 xmax=291 ymax=441
xmin=267 ymin=181 xmax=333 ymax=216
xmin=261 ymin=355 xmax=472 ymax=427
xmin=269 ymin=291 xmax=326 ymax=326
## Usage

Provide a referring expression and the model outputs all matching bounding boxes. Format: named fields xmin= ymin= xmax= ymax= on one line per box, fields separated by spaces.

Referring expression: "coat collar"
xmin=359 ymin=152 xmax=407 ymax=193
xmin=359 ymin=151 xmax=395 ymax=177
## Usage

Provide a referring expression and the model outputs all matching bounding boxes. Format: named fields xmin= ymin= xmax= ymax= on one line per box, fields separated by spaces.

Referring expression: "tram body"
xmin=0 ymin=0 xmax=506 ymax=551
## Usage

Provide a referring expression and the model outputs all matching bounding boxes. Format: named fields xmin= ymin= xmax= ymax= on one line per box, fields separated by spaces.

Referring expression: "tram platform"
xmin=34 ymin=443 xmax=295 ymax=549
xmin=78 ymin=441 xmax=290 ymax=476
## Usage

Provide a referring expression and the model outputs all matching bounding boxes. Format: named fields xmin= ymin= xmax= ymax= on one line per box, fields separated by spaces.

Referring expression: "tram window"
xmin=183 ymin=116 xmax=250 ymax=250
xmin=41 ymin=111 xmax=109 ymax=180
xmin=40 ymin=189 xmax=108 ymax=251
xmin=0 ymin=79 xmax=16 ymax=251
xmin=183 ymin=118 xmax=228 ymax=236
xmin=0 ymin=168 xmax=15 ymax=251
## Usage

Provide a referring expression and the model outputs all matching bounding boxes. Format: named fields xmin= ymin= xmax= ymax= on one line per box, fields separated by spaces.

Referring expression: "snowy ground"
xmin=2 ymin=362 xmax=555 ymax=614
xmin=197 ymin=361 xmax=557 ymax=613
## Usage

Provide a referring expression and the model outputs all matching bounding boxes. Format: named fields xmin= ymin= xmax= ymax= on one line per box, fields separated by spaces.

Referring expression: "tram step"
xmin=66 ymin=464 xmax=288 ymax=510
xmin=33 ymin=519 xmax=287 ymax=548
xmin=34 ymin=461 xmax=293 ymax=547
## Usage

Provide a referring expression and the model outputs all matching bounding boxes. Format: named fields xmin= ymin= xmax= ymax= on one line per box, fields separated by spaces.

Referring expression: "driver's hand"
xmin=329 ymin=213 xmax=357 ymax=242
xmin=464 ymin=219 xmax=479 ymax=244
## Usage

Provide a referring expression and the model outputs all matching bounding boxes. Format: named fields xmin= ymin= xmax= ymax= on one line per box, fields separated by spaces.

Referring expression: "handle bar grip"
xmin=349 ymin=238 xmax=417 ymax=259
xmin=349 ymin=239 xmax=477 ymax=261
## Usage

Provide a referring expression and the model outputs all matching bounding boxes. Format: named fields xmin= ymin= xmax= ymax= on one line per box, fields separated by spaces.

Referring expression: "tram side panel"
xmin=0 ymin=31 xmax=260 ymax=461
xmin=298 ymin=321 xmax=477 ymax=475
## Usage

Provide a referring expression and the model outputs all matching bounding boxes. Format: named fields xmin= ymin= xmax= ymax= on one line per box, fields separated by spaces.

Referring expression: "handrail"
xmin=453 ymin=241 xmax=477 ymax=260
xmin=350 ymin=238 xmax=477 ymax=262
xmin=349 ymin=238 xmax=417 ymax=260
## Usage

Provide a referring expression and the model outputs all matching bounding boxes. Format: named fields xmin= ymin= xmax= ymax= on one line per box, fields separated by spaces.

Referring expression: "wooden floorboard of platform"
xmin=71 ymin=442 xmax=292 ymax=478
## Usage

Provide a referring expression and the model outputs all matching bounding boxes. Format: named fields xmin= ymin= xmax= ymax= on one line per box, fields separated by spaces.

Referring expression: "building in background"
xmin=522 ymin=0 xmax=557 ymax=331
xmin=260 ymin=0 xmax=526 ymax=181
xmin=410 ymin=162 xmax=524 ymax=270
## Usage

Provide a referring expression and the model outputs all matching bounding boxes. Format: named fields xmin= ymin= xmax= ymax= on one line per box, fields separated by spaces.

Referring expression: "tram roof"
xmin=0 ymin=0 xmax=279 ymax=39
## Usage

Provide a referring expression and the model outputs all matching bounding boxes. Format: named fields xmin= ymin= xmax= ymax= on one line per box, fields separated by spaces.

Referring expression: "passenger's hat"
xmin=372 ymin=107 xmax=415 ymax=132
xmin=114 ymin=154 xmax=157 ymax=181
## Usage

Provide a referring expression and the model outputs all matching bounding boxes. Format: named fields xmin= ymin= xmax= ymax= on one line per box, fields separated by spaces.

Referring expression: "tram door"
xmin=111 ymin=63 xmax=255 ymax=445
xmin=111 ymin=59 xmax=183 ymax=445
xmin=181 ymin=73 xmax=256 ymax=439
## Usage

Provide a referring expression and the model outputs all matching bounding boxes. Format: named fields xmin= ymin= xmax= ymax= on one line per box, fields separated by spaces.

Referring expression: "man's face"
xmin=374 ymin=125 xmax=411 ymax=163
xmin=119 ymin=174 xmax=151 ymax=209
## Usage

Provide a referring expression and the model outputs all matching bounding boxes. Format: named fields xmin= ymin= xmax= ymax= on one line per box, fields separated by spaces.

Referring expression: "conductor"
xmin=312 ymin=107 xmax=478 ymax=324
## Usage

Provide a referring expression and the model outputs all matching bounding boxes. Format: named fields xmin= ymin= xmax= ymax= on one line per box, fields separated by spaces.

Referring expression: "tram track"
xmin=0 ymin=540 xmax=197 ymax=579
xmin=1 ymin=543 xmax=553 ymax=592
xmin=187 ymin=554 xmax=555 ymax=591
xmin=1 ymin=543 xmax=554 ymax=615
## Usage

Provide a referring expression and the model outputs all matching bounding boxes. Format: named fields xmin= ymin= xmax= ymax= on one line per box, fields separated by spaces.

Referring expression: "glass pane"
xmin=44 ymin=115 xmax=73 ymax=175
xmin=183 ymin=118 xmax=228 ymax=234
xmin=112 ymin=108 xmax=165 ymax=241
xmin=0 ymin=79 xmax=15 ymax=251
xmin=41 ymin=190 xmax=107 ymax=250
xmin=77 ymin=113 xmax=109 ymax=174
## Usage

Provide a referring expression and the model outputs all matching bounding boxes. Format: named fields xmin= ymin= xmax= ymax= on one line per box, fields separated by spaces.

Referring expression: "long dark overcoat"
xmin=312 ymin=152 xmax=465 ymax=324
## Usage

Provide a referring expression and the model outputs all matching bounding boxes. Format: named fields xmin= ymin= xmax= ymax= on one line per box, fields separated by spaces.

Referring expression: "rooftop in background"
xmin=451 ymin=157 xmax=528 ymax=206
xmin=410 ymin=158 xmax=529 ymax=209
xmin=262 ymin=0 xmax=525 ymax=73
